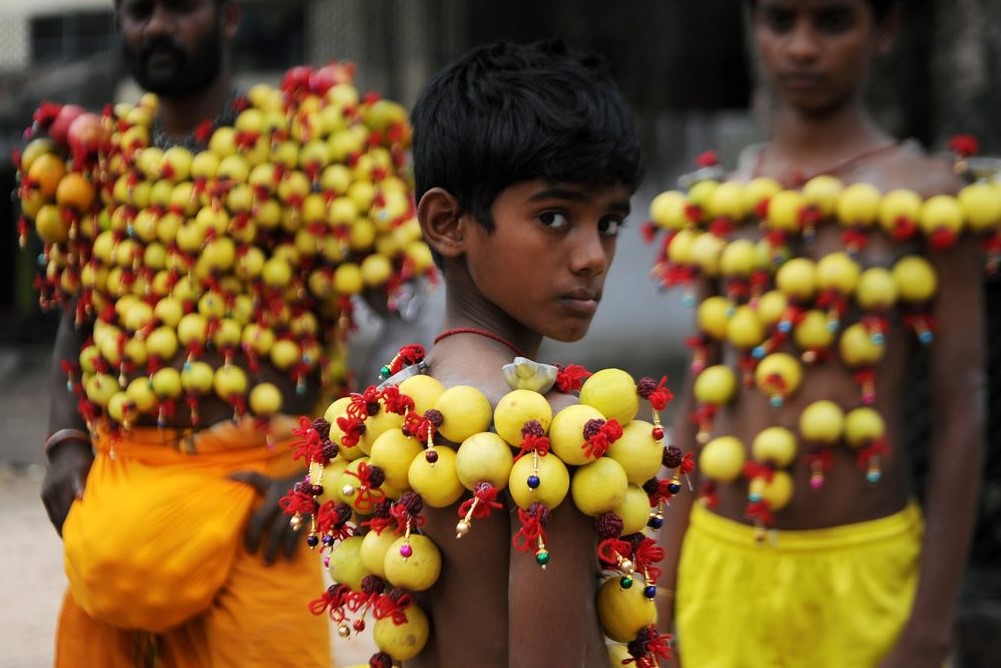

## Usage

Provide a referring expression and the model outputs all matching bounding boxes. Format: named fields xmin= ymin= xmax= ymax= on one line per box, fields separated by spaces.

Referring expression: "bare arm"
xmin=41 ymin=305 xmax=94 ymax=535
xmin=881 ymin=233 xmax=985 ymax=667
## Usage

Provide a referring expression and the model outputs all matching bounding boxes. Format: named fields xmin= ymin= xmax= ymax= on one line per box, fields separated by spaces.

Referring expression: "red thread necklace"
xmin=433 ymin=327 xmax=526 ymax=359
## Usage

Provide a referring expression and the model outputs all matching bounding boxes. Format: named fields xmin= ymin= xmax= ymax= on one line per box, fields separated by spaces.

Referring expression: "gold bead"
xmin=337 ymin=624 xmax=351 ymax=638
xmin=455 ymin=520 xmax=470 ymax=538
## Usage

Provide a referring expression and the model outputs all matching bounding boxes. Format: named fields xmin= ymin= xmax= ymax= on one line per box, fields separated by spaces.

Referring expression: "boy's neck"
xmin=766 ymin=99 xmax=893 ymax=169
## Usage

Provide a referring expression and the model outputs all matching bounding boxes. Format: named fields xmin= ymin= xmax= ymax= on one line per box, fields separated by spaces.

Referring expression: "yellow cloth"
xmin=676 ymin=502 xmax=923 ymax=668
xmin=56 ymin=418 xmax=330 ymax=667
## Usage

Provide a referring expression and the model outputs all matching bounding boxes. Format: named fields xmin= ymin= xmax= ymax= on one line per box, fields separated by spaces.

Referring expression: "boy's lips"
xmin=778 ymin=73 xmax=825 ymax=91
xmin=559 ymin=288 xmax=601 ymax=315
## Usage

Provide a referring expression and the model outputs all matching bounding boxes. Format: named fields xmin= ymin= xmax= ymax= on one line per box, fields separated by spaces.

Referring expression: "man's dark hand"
xmin=40 ymin=440 xmax=94 ymax=536
xmin=228 ymin=469 xmax=307 ymax=565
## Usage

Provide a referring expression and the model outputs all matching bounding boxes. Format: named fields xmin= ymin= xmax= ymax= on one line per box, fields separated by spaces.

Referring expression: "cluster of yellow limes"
xmin=15 ymin=62 xmax=435 ymax=431
xmin=291 ymin=366 xmax=681 ymax=665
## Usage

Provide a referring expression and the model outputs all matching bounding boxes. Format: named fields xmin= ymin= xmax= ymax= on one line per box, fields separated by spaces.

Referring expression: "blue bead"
xmin=643 ymin=585 xmax=657 ymax=600
xmin=668 ymin=482 xmax=682 ymax=495
xmin=872 ymin=333 xmax=885 ymax=345
xmin=647 ymin=516 xmax=664 ymax=529
xmin=306 ymin=534 xmax=319 ymax=547
xmin=682 ymin=293 xmax=696 ymax=308
xmin=527 ymin=475 xmax=540 ymax=489
xmin=752 ymin=346 xmax=766 ymax=360
xmin=778 ymin=321 xmax=791 ymax=334
xmin=918 ymin=331 xmax=934 ymax=345
xmin=748 ymin=492 xmax=761 ymax=503
xmin=770 ymin=396 xmax=783 ymax=408
xmin=866 ymin=471 xmax=881 ymax=483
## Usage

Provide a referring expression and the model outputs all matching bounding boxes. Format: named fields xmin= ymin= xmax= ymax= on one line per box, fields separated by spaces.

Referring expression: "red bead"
xmin=353 ymin=619 xmax=366 ymax=632
xmin=652 ymin=427 xmax=664 ymax=440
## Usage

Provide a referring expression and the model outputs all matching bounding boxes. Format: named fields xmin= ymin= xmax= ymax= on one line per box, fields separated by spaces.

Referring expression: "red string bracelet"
xmin=433 ymin=327 xmax=526 ymax=359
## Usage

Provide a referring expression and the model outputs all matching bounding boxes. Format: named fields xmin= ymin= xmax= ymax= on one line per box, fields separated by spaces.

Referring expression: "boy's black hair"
xmin=410 ymin=39 xmax=641 ymax=234
xmin=746 ymin=0 xmax=897 ymax=23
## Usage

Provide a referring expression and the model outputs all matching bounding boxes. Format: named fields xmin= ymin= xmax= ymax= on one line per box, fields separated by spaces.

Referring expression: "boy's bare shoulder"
xmin=850 ymin=142 xmax=961 ymax=197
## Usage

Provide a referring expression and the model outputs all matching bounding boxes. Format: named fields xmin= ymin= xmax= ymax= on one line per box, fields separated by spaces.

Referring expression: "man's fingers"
xmin=228 ymin=470 xmax=271 ymax=494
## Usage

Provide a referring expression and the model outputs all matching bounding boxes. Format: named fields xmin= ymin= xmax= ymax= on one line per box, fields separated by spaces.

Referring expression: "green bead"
xmin=620 ymin=576 xmax=634 ymax=589
xmin=535 ymin=549 xmax=550 ymax=566
xmin=380 ymin=365 xmax=391 ymax=379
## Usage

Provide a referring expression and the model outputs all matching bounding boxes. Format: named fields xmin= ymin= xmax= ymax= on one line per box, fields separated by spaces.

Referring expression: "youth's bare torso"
xmin=706 ymin=143 xmax=958 ymax=530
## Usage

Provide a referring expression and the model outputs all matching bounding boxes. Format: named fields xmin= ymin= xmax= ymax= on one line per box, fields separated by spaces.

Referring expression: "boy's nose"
xmin=569 ymin=228 xmax=610 ymax=276
xmin=785 ymin=21 xmax=820 ymax=62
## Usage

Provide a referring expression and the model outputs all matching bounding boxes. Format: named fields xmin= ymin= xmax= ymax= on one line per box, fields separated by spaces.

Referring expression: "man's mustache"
xmin=137 ymin=37 xmax=186 ymax=65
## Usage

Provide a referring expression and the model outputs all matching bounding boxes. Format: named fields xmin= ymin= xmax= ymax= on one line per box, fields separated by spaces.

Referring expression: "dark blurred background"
xmin=0 ymin=1 xmax=999 ymax=664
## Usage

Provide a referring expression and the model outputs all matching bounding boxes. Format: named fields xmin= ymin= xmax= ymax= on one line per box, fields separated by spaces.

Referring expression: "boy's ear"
xmin=418 ymin=187 xmax=466 ymax=260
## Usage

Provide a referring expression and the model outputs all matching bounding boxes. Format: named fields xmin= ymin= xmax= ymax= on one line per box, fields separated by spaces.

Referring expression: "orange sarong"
xmin=56 ymin=417 xmax=330 ymax=668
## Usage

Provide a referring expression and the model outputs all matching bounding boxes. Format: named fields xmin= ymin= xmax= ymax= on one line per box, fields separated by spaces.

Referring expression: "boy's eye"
xmin=816 ymin=9 xmax=854 ymax=34
xmin=762 ymin=8 xmax=795 ymax=33
xmin=538 ymin=211 xmax=569 ymax=229
xmin=599 ymin=217 xmax=625 ymax=237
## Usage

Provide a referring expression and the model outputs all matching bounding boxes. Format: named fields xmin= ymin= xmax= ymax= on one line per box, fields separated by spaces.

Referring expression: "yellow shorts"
xmin=676 ymin=502 xmax=923 ymax=668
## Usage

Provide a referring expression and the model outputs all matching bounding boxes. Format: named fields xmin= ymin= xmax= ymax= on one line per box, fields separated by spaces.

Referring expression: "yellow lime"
xmin=579 ymin=368 xmax=639 ymax=425
xmin=508 ymin=453 xmax=570 ymax=510
xmin=494 ymin=389 xmax=552 ymax=446
xmin=368 ymin=428 xmax=422 ymax=490
xmin=596 ymin=576 xmax=658 ymax=643
xmin=397 ymin=374 xmax=445 ymax=417
xmin=373 ymin=603 xmax=430 ymax=661
xmin=571 ymin=456 xmax=628 ymax=516
xmin=434 ymin=385 xmax=492 ymax=444
xmin=751 ymin=426 xmax=797 ymax=468
xmin=384 ymin=534 xmax=441 ymax=591
xmin=699 ymin=436 xmax=745 ymax=483
xmin=606 ymin=419 xmax=662 ymax=485
xmin=549 ymin=403 xmax=607 ymax=466
xmin=455 ymin=431 xmax=514 ymax=490
xmin=360 ymin=527 xmax=399 ymax=578
xmin=614 ymin=484 xmax=652 ymax=535
xmin=407 ymin=446 xmax=464 ymax=508
xmin=327 ymin=536 xmax=368 ymax=591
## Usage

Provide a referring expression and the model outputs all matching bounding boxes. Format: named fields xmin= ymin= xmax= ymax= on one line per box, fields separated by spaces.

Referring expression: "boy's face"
xmin=753 ymin=0 xmax=890 ymax=116
xmin=118 ymin=0 xmax=230 ymax=98
xmin=462 ymin=180 xmax=631 ymax=343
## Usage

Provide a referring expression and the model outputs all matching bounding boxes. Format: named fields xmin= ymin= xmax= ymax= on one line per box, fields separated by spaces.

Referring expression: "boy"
xmin=658 ymin=1 xmax=984 ymax=667
xmin=407 ymin=39 xmax=641 ymax=666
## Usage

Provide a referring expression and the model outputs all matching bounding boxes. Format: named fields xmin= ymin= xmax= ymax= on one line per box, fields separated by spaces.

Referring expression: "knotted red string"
xmin=457 ymin=483 xmax=504 ymax=520
xmin=388 ymin=503 xmax=424 ymax=533
xmin=742 ymin=461 xmax=776 ymax=482
xmin=638 ymin=376 xmax=674 ymax=411
xmin=513 ymin=506 xmax=549 ymax=553
xmin=554 ymin=364 xmax=592 ymax=394
xmin=597 ymin=538 xmax=633 ymax=568
xmin=346 ymin=386 xmax=381 ymax=421
xmin=679 ymin=452 xmax=696 ymax=475
xmin=335 ymin=415 xmax=366 ymax=448
xmin=583 ymin=419 xmax=623 ymax=459
xmin=344 ymin=462 xmax=385 ymax=513
xmin=746 ymin=500 xmax=775 ymax=527
xmin=633 ymin=537 xmax=665 ymax=582
xmin=857 ymin=438 xmax=890 ymax=470
xmin=309 ymin=584 xmax=351 ymax=619
xmin=279 ymin=489 xmax=316 ymax=517
xmin=380 ymin=385 xmax=414 ymax=415
xmin=290 ymin=416 xmax=324 ymax=462
xmin=805 ymin=449 xmax=835 ymax=474
xmin=513 ymin=431 xmax=551 ymax=462
xmin=372 ymin=592 xmax=414 ymax=624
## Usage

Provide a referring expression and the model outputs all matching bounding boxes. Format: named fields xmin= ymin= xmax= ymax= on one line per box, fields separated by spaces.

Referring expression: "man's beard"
xmin=122 ymin=21 xmax=225 ymax=98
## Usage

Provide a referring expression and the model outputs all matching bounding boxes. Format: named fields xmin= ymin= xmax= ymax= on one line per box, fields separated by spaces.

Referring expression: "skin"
xmin=659 ymin=2 xmax=985 ymax=667
xmin=408 ymin=179 xmax=631 ymax=668
xmin=41 ymin=0 xmax=304 ymax=565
